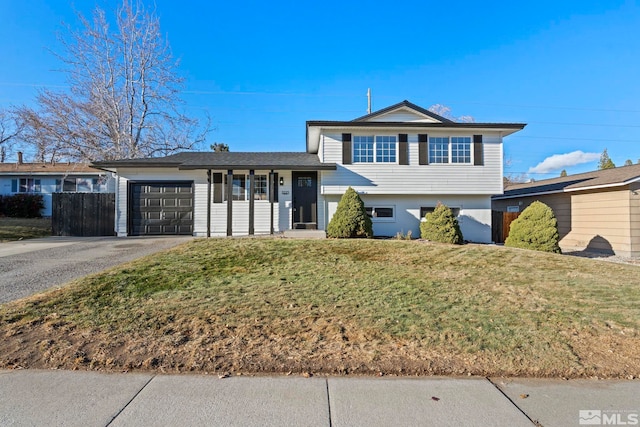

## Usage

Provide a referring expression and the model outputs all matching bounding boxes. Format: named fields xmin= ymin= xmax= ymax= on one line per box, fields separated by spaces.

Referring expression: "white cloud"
xmin=528 ymin=151 xmax=600 ymax=174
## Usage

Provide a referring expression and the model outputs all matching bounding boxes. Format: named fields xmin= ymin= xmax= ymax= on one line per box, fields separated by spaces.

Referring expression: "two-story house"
xmin=93 ymin=101 xmax=525 ymax=240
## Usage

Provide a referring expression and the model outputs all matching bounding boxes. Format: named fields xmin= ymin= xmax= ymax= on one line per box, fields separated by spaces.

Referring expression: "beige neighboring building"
xmin=492 ymin=164 xmax=640 ymax=257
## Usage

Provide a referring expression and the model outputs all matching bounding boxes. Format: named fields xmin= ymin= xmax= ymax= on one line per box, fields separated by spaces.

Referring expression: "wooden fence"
xmin=491 ymin=211 xmax=521 ymax=243
xmin=52 ymin=193 xmax=115 ymax=236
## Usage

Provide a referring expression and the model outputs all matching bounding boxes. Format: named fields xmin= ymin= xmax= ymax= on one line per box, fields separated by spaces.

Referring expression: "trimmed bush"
xmin=0 ymin=194 xmax=45 ymax=218
xmin=420 ymin=203 xmax=463 ymax=244
xmin=505 ymin=201 xmax=561 ymax=253
xmin=327 ymin=187 xmax=373 ymax=238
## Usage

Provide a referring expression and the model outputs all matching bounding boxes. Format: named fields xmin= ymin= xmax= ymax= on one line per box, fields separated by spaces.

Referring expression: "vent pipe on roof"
xmin=17 ymin=151 xmax=23 ymax=165
xmin=367 ymin=88 xmax=371 ymax=114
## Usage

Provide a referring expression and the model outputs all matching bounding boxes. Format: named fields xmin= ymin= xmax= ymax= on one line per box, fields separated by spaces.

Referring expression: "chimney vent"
xmin=17 ymin=152 xmax=23 ymax=165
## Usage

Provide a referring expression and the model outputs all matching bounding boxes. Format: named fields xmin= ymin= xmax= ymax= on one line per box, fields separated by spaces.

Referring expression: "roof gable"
xmin=351 ymin=100 xmax=453 ymax=123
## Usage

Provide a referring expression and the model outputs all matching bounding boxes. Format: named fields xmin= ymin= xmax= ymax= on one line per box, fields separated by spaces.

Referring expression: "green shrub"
xmin=505 ymin=201 xmax=561 ymax=253
xmin=327 ymin=187 xmax=373 ymax=238
xmin=0 ymin=194 xmax=45 ymax=218
xmin=420 ymin=203 xmax=463 ymax=244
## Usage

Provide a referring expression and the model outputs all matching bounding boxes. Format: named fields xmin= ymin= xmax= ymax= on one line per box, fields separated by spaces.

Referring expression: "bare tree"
xmin=0 ymin=109 xmax=23 ymax=162
xmin=16 ymin=1 xmax=210 ymax=162
xmin=428 ymin=104 xmax=475 ymax=123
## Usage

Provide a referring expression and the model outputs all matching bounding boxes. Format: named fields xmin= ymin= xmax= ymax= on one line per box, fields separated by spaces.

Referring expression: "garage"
xmin=129 ymin=181 xmax=193 ymax=235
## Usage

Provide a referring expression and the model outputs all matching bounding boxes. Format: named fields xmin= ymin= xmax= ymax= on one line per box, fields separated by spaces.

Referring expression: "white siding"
xmin=277 ymin=171 xmax=292 ymax=232
xmin=114 ymin=167 xmax=206 ymax=236
xmin=321 ymin=132 xmax=503 ymax=195
xmin=366 ymin=111 xmax=440 ymax=123
xmin=321 ymin=194 xmax=492 ymax=242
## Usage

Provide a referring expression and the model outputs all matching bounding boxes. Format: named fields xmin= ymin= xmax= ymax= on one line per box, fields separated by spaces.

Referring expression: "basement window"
xmin=365 ymin=206 xmax=395 ymax=221
xmin=420 ymin=206 xmax=460 ymax=219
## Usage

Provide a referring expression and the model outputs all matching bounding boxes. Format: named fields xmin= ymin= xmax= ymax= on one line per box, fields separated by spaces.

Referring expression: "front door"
xmin=292 ymin=171 xmax=317 ymax=229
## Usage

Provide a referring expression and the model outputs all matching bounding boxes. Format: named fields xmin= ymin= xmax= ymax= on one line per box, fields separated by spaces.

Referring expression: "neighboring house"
xmin=0 ymin=153 xmax=115 ymax=216
xmin=92 ymin=100 xmax=525 ymax=240
xmin=492 ymin=164 xmax=640 ymax=257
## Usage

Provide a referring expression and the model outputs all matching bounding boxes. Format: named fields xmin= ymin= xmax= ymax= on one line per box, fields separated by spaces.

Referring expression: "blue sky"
xmin=1 ymin=0 xmax=639 ymax=179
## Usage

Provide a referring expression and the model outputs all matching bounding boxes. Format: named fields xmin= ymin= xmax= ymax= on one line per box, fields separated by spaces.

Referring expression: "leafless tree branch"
xmin=16 ymin=0 xmax=211 ymax=162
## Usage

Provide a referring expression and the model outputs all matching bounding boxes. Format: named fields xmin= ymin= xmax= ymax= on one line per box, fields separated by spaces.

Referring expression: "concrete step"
xmin=283 ymin=229 xmax=326 ymax=239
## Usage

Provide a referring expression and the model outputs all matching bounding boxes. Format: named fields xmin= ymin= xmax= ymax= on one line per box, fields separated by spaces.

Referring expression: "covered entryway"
xmin=292 ymin=171 xmax=317 ymax=229
xmin=129 ymin=181 xmax=193 ymax=235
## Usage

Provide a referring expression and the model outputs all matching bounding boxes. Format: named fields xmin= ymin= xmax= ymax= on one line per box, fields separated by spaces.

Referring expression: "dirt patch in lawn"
xmin=1 ymin=239 xmax=639 ymax=378
xmin=2 ymin=316 xmax=639 ymax=378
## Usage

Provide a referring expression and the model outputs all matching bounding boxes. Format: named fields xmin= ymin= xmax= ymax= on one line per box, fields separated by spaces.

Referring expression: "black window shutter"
xmin=418 ymin=134 xmax=428 ymax=165
xmin=342 ymin=133 xmax=352 ymax=164
xmin=473 ymin=135 xmax=484 ymax=166
xmin=399 ymin=134 xmax=408 ymax=165
xmin=212 ymin=173 xmax=223 ymax=203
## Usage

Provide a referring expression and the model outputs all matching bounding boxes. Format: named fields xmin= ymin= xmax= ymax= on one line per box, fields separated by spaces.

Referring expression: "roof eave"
xmin=305 ymin=121 xmax=526 ymax=130
xmin=492 ymin=189 xmax=565 ymax=200
xmin=178 ymin=164 xmax=337 ymax=171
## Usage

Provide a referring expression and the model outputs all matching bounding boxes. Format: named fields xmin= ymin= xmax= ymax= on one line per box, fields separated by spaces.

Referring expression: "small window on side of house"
xmin=365 ymin=206 xmax=395 ymax=221
xmin=420 ymin=206 xmax=460 ymax=219
xmin=506 ymin=206 xmax=520 ymax=213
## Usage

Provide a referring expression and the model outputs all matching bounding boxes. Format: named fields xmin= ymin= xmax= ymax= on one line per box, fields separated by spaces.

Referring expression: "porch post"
xmin=206 ymin=169 xmax=211 ymax=238
xmin=269 ymin=171 xmax=274 ymax=235
xmin=226 ymin=169 xmax=233 ymax=236
xmin=248 ymin=170 xmax=255 ymax=235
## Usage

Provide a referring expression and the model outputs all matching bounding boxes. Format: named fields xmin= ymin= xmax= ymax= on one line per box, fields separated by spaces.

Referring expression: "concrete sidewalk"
xmin=0 ymin=370 xmax=638 ymax=426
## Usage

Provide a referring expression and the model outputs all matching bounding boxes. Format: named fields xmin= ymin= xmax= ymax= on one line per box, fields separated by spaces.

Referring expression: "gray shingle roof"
xmin=494 ymin=163 xmax=640 ymax=199
xmin=92 ymin=152 xmax=336 ymax=171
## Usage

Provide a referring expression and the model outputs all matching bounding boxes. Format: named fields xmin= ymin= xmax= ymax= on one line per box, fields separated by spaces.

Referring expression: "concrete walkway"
xmin=0 ymin=370 xmax=637 ymax=426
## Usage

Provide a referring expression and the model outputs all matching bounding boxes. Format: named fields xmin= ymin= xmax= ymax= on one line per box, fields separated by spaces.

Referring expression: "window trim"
xmin=365 ymin=205 xmax=396 ymax=222
xmin=223 ymin=174 xmax=270 ymax=201
xmin=353 ymin=135 xmax=398 ymax=164
xmin=428 ymin=136 xmax=473 ymax=165
xmin=15 ymin=178 xmax=41 ymax=193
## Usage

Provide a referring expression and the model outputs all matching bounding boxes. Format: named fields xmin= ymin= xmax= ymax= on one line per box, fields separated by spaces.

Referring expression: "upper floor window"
xmin=429 ymin=136 xmax=472 ymax=164
xmin=451 ymin=137 xmax=471 ymax=163
xmin=353 ymin=136 xmax=374 ymax=163
xmin=429 ymin=137 xmax=449 ymax=164
xmin=353 ymin=135 xmax=397 ymax=163
xmin=375 ymin=136 xmax=396 ymax=163
xmin=12 ymin=178 xmax=41 ymax=193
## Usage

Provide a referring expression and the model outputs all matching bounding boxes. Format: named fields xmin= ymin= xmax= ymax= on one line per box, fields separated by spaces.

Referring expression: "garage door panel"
xmin=130 ymin=182 xmax=194 ymax=236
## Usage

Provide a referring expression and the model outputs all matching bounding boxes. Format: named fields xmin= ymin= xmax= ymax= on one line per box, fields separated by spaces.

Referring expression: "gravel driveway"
xmin=0 ymin=236 xmax=193 ymax=304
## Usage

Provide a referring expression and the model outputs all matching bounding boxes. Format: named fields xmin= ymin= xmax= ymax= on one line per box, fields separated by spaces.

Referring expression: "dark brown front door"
xmin=292 ymin=171 xmax=317 ymax=229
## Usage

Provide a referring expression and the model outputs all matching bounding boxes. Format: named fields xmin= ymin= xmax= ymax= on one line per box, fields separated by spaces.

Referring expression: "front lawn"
xmin=0 ymin=217 xmax=51 ymax=242
xmin=1 ymin=238 xmax=639 ymax=377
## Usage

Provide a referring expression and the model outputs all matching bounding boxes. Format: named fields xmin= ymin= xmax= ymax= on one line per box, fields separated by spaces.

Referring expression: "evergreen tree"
xmin=505 ymin=201 xmax=561 ymax=253
xmin=624 ymin=159 xmax=633 ymax=166
xmin=326 ymin=187 xmax=373 ymax=238
xmin=598 ymin=149 xmax=615 ymax=170
xmin=420 ymin=203 xmax=463 ymax=244
xmin=560 ymin=169 xmax=567 ymax=177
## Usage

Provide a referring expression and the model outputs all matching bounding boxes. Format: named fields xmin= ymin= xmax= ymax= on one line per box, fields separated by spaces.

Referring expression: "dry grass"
xmin=1 ymin=238 xmax=639 ymax=377
xmin=0 ymin=217 xmax=51 ymax=242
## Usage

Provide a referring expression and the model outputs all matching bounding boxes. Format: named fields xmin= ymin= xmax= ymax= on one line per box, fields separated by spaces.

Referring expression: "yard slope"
xmin=1 ymin=239 xmax=639 ymax=378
